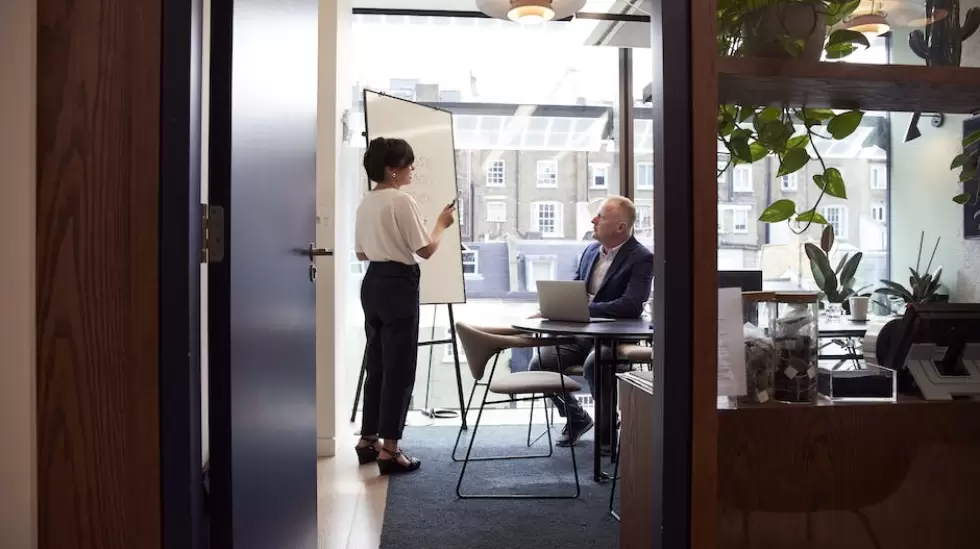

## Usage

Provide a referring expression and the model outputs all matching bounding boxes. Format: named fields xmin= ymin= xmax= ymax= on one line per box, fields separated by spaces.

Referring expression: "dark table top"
xmin=818 ymin=316 xmax=883 ymax=337
xmin=512 ymin=318 xmax=653 ymax=339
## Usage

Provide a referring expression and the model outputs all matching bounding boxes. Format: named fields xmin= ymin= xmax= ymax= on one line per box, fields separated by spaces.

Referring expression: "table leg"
xmin=608 ymin=356 xmax=619 ymax=463
xmin=593 ymin=336 xmax=603 ymax=482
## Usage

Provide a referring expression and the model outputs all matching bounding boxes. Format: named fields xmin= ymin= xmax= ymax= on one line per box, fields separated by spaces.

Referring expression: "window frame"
xmin=732 ymin=165 xmax=753 ymax=193
xmin=869 ymin=162 xmax=887 ymax=190
xmin=780 ymin=172 xmax=798 ymax=191
xmin=590 ymin=162 xmax=610 ymax=189
xmin=485 ymin=200 xmax=507 ymax=223
xmin=637 ymin=161 xmax=654 ymax=190
xmin=717 ymin=204 xmax=752 ymax=234
xmin=524 ymin=254 xmax=558 ymax=293
xmin=871 ymin=203 xmax=886 ymax=224
xmin=486 ymin=159 xmax=506 ymax=187
xmin=535 ymin=159 xmax=558 ymax=188
xmin=531 ymin=201 xmax=564 ymax=238
xmin=461 ymin=247 xmax=479 ymax=276
xmin=820 ymin=204 xmax=848 ymax=239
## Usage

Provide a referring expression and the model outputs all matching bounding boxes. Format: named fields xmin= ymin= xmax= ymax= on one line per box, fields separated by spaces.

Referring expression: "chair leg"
xmin=455 ymin=345 xmax=579 ymax=499
xmin=526 ymin=394 xmax=553 ymax=448
xmin=451 ymin=377 xmax=489 ymax=462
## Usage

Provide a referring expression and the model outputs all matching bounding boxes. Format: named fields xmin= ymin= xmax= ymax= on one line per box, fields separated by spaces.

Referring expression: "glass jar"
xmin=737 ymin=292 xmax=778 ymax=405
xmin=769 ymin=291 xmax=820 ymax=404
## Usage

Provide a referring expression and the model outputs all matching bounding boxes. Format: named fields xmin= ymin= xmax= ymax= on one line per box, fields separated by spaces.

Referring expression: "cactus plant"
xmin=908 ymin=0 xmax=980 ymax=67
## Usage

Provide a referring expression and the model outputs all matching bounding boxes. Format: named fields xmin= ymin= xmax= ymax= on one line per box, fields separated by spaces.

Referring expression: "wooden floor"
xmin=318 ymin=409 xmax=552 ymax=549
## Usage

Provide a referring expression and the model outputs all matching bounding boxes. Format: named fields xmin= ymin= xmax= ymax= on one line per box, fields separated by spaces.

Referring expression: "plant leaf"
xmin=950 ymin=154 xmax=974 ymax=170
xmin=757 ymin=106 xmax=781 ymax=123
xmin=825 ymin=43 xmax=857 ymax=59
xmin=805 ymin=243 xmax=838 ymax=296
xmin=827 ymin=29 xmax=871 ymax=49
xmin=876 ymin=280 xmax=913 ymax=303
xmin=749 ymin=142 xmax=769 ymax=161
xmin=738 ymin=106 xmax=755 ymax=123
xmin=963 ymin=130 xmax=980 ymax=148
xmin=959 ymin=167 xmax=977 ymax=182
xmin=759 ymin=199 xmax=796 ymax=223
xmin=778 ymin=148 xmax=810 ymax=176
xmin=804 ymin=108 xmax=835 ymax=122
xmin=835 ymin=252 xmax=850 ymax=275
xmin=727 ymin=134 xmax=752 ymax=163
xmin=827 ymin=111 xmax=864 ymax=139
xmin=796 ymin=209 xmax=828 ymax=225
xmin=839 ymin=251 xmax=863 ymax=287
xmin=787 ymin=134 xmax=811 ymax=150
xmin=954 ymin=193 xmax=971 ymax=204
xmin=815 ymin=168 xmax=848 ymax=199
xmin=820 ymin=224 xmax=835 ymax=252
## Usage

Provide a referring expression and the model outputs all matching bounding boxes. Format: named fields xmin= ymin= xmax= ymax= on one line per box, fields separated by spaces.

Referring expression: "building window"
xmin=590 ymin=163 xmax=609 ymax=189
xmin=718 ymin=205 xmax=751 ymax=234
xmin=717 ymin=157 xmax=729 ymax=185
xmin=780 ymin=172 xmax=798 ymax=191
xmin=637 ymin=162 xmax=653 ymax=190
xmin=486 ymin=201 xmax=506 ymax=223
xmin=635 ymin=203 xmax=653 ymax=231
xmin=733 ymin=165 xmax=753 ymax=192
xmin=531 ymin=202 xmax=563 ymax=238
xmin=869 ymin=163 xmax=887 ymax=190
xmin=350 ymin=251 xmax=365 ymax=275
xmin=820 ymin=205 xmax=848 ymax=239
xmin=536 ymin=160 xmax=558 ymax=188
xmin=442 ymin=330 xmax=466 ymax=364
xmin=461 ymin=248 xmax=478 ymax=275
xmin=871 ymin=203 xmax=886 ymax=223
xmin=486 ymin=159 xmax=505 ymax=187
xmin=525 ymin=255 xmax=558 ymax=292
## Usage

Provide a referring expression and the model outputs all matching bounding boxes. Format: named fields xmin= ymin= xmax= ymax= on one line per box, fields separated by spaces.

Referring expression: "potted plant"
xmin=718 ymin=0 xmax=873 ymax=233
xmin=874 ymin=232 xmax=944 ymax=312
xmin=805 ymin=225 xmax=867 ymax=317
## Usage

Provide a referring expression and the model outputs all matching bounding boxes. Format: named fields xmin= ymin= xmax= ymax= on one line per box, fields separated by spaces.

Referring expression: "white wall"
xmin=0 ymin=0 xmax=37 ymax=546
xmin=890 ymin=15 xmax=980 ymax=301
xmin=316 ymin=0 xmax=353 ymax=457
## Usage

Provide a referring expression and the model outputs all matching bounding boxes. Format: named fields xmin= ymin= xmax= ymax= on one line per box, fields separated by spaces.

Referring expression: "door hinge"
xmin=200 ymin=204 xmax=225 ymax=264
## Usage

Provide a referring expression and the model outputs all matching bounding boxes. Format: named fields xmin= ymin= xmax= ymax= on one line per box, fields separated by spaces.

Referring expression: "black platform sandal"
xmin=354 ymin=437 xmax=380 ymax=465
xmin=377 ymin=449 xmax=421 ymax=475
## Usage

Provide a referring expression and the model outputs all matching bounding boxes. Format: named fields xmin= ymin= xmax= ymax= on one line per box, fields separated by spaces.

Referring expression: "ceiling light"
xmin=507 ymin=0 xmax=555 ymax=23
xmin=844 ymin=7 xmax=890 ymax=39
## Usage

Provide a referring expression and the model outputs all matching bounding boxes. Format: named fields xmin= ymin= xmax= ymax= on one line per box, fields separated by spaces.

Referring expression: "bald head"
xmin=592 ymin=196 xmax=635 ymax=249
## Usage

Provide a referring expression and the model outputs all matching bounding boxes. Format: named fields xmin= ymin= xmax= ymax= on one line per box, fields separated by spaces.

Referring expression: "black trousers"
xmin=359 ymin=261 xmax=421 ymax=441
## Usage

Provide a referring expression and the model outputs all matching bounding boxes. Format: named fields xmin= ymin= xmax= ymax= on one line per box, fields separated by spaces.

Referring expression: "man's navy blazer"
xmin=574 ymin=236 xmax=654 ymax=319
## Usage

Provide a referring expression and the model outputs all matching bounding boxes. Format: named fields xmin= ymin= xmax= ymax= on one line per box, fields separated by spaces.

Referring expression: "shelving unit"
xmin=718 ymin=56 xmax=980 ymax=113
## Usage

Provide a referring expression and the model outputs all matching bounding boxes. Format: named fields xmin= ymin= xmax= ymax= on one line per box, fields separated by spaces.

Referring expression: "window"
xmin=821 ymin=205 xmax=848 ymax=239
xmin=350 ymin=251 xmax=365 ymax=275
xmin=442 ymin=330 xmax=466 ymax=364
xmin=780 ymin=172 xmax=798 ymax=191
xmin=525 ymin=255 xmax=557 ymax=292
xmin=536 ymin=160 xmax=558 ymax=188
xmin=590 ymin=163 xmax=609 ymax=189
xmin=871 ymin=203 xmax=886 ymax=223
xmin=733 ymin=165 xmax=753 ymax=192
xmin=635 ymin=203 xmax=653 ymax=232
xmin=531 ymin=202 xmax=563 ymax=237
xmin=486 ymin=201 xmax=506 ymax=222
xmin=870 ymin=163 xmax=887 ymax=190
xmin=637 ymin=162 xmax=653 ymax=190
xmin=718 ymin=205 xmax=751 ymax=234
xmin=462 ymin=248 xmax=478 ymax=275
xmin=717 ymin=157 xmax=729 ymax=185
xmin=486 ymin=159 xmax=505 ymax=187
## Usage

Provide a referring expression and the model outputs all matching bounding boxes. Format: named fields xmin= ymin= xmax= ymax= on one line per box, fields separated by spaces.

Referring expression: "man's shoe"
xmin=556 ymin=417 xmax=594 ymax=447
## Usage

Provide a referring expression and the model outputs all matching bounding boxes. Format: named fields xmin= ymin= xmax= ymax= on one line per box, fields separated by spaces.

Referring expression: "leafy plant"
xmin=875 ymin=232 xmax=944 ymax=305
xmin=950 ymin=128 xmax=980 ymax=205
xmin=805 ymin=225 xmax=866 ymax=302
xmin=717 ymin=0 xmax=871 ymax=232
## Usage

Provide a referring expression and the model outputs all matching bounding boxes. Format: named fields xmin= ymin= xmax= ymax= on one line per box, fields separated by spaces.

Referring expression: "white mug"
xmin=848 ymin=295 xmax=870 ymax=321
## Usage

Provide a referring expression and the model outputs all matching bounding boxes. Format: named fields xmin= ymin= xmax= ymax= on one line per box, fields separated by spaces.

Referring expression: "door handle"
xmin=293 ymin=243 xmax=334 ymax=260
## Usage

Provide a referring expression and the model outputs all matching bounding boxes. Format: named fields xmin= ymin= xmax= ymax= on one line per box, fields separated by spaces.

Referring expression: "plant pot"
xmin=741 ymin=2 xmax=827 ymax=61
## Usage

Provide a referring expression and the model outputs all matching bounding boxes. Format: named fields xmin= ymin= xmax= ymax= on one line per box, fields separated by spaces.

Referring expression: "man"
xmin=528 ymin=196 xmax=653 ymax=449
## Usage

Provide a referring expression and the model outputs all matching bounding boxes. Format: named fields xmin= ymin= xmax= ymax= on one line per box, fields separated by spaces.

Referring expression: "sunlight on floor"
xmin=318 ymin=407 xmax=586 ymax=548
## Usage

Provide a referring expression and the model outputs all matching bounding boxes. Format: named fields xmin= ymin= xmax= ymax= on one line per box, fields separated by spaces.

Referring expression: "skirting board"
xmin=317 ymin=437 xmax=336 ymax=457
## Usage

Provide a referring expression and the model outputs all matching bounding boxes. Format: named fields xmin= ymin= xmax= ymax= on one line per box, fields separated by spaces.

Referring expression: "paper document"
xmin=717 ymin=287 xmax=747 ymax=397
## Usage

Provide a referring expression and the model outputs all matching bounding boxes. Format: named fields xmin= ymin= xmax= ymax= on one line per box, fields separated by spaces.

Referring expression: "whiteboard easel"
xmin=350 ymin=90 xmax=468 ymax=427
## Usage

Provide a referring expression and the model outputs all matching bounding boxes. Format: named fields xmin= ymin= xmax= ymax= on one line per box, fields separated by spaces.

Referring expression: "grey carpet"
xmin=380 ymin=425 xmax=620 ymax=549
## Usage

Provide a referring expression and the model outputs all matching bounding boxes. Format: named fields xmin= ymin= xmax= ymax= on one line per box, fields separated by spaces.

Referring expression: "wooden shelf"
xmin=718 ymin=56 xmax=980 ymax=114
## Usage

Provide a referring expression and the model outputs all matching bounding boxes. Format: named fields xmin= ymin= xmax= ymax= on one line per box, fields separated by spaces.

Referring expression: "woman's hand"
xmin=437 ymin=204 xmax=456 ymax=228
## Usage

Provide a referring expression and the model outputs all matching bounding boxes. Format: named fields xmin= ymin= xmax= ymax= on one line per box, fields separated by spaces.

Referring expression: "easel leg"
xmin=447 ymin=304 xmax=468 ymax=430
xmin=349 ymin=353 xmax=367 ymax=424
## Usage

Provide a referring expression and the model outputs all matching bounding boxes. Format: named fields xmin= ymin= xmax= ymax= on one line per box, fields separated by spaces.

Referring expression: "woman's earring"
xmin=391 ymin=171 xmax=398 ymax=180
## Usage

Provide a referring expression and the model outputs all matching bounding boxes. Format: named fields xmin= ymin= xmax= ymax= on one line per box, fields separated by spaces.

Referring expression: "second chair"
xmin=453 ymin=322 xmax=583 ymax=499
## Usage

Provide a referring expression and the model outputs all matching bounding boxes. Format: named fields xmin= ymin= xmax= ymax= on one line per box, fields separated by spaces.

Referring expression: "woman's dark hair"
xmin=363 ymin=137 xmax=415 ymax=182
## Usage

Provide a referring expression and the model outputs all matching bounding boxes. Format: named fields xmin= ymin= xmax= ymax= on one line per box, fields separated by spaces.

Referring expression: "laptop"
xmin=537 ymin=280 xmax=615 ymax=323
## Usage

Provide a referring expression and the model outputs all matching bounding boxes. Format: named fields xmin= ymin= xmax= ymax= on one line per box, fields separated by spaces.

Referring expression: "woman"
xmin=353 ymin=137 xmax=455 ymax=475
